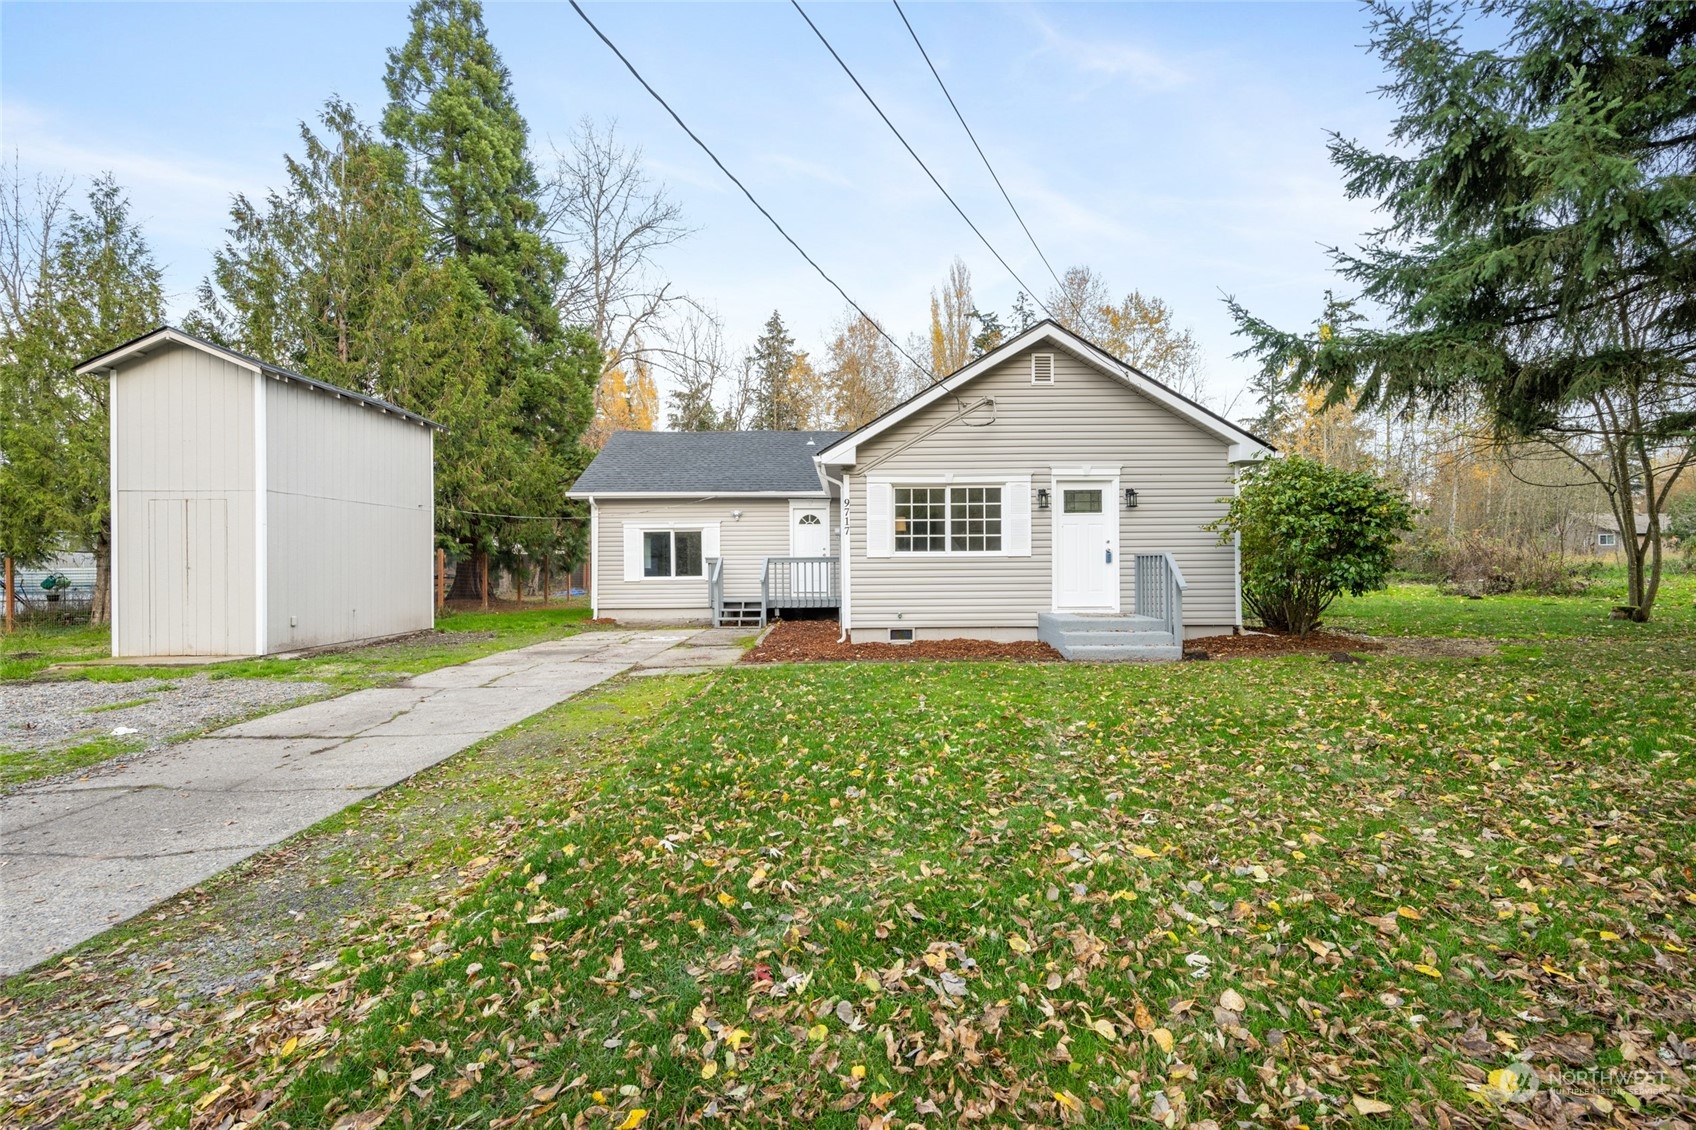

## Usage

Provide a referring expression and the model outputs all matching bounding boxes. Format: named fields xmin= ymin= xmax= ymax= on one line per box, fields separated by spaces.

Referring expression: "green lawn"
xmin=0 ymin=603 xmax=595 ymax=684
xmin=0 ymin=605 xmax=595 ymax=788
xmin=4 ymin=615 xmax=1691 ymax=1128
xmin=1329 ymin=567 xmax=1696 ymax=639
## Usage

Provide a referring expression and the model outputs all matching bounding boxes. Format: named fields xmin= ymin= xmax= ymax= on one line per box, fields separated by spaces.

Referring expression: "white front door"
xmin=790 ymin=503 xmax=831 ymax=594
xmin=1053 ymin=484 xmax=1118 ymax=611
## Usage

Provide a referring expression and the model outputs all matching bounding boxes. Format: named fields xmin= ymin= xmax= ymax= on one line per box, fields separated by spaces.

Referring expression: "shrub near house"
xmin=1209 ymin=456 xmax=1413 ymax=636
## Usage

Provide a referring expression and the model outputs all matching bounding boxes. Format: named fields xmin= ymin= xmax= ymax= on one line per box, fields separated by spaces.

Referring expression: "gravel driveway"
xmin=1 ymin=675 xmax=329 ymax=764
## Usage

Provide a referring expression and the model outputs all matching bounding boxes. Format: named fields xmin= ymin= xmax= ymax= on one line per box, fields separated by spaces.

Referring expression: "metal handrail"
xmin=1134 ymin=552 xmax=1186 ymax=643
xmin=761 ymin=556 xmax=839 ymax=617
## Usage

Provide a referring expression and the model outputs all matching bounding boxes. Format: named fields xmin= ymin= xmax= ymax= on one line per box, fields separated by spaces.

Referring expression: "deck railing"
xmin=761 ymin=556 xmax=840 ymax=611
xmin=707 ymin=557 xmax=725 ymax=627
xmin=1134 ymin=552 xmax=1187 ymax=643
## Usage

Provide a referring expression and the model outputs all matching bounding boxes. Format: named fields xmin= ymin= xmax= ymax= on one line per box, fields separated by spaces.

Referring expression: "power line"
xmin=790 ymin=0 xmax=1053 ymax=319
xmin=444 ymin=506 xmax=586 ymax=521
xmin=567 ymin=0 xmax=953 ymax=398
xmin=891 ymin=0 xmax=1063 ymax=291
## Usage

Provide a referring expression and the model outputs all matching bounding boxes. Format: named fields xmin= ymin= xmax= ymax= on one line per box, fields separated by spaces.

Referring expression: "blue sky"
xmin=1 ymin=1 xmax=1396 ymax=414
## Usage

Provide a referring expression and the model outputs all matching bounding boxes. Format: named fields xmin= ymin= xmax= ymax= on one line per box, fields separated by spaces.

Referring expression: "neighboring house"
xmin=2 ymin=552 xmax=97 ymax=612
xmin=78 ymin=327 xmax=441 ymax=657
xmin=571 ymin=321 xmax=1273 ymax=658
xmin=1566 ymin=511 xmax=1668 ymax=555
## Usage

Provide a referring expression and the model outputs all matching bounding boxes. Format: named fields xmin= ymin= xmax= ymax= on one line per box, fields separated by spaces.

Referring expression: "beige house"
xmin=80 ymin=327 xmax=439 ymax=657
xmin=573 ymin=322 xmax=1272 ymax=659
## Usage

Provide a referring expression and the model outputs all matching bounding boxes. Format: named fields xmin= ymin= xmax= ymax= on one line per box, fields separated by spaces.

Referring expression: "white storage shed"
xmin=79 ymin=327 xmax=440 ymax=657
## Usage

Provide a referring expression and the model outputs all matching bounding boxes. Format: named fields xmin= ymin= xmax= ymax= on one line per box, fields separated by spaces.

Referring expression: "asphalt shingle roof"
xmin=571 ymin=430 xmax=846 ymax=495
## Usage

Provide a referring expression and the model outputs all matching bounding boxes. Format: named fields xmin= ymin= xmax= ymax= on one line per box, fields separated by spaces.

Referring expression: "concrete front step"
xmin=1036 ymin=611 xmax=1181 ymax=662
xmin=1059 ymin=643 xmax=1184 ymax=662
xmin=1054 ymin=630 xmax=1175 ymax=648
xmin=1039 ymin=612 xmax=1165 ymax=633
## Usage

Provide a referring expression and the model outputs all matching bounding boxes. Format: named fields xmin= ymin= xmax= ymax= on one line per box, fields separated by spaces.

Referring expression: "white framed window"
xmin=894 ymin=485 xmax=1002 ymax=553
xmin=622 ymin=522 xmax=717 ymax=581
xmin=644 ymin=529 xmax=703 ymax=577
xmin=1597 ymin=531 xmax=1618 ymax=547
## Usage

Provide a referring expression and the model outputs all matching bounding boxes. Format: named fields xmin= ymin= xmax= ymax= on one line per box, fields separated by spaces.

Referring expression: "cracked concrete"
xmin=0 ymin=627 xmax=727 ymax=975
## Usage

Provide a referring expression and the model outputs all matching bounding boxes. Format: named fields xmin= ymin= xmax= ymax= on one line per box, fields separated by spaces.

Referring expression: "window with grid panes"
xmin=893 ymin=485 xmax=1001 ymax=552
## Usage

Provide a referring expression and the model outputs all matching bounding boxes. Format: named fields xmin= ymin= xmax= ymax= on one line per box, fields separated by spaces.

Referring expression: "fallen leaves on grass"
xmin=4 ymin=640 xmax=1694 ymax=1129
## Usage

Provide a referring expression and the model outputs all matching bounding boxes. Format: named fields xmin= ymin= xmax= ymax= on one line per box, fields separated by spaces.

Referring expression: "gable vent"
xmin=1030 ymin=352 xmax=1055 ymax=385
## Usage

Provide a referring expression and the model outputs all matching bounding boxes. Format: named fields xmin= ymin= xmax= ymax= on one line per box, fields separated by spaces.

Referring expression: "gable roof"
xmin=76 ymin=325 xmax=444 ymax=430
xmin=568 ymin=430 xmax=847 ymax=497
xmin=1587 ymin=511 xmax=1668 ymax=535
xmin=814 ymin=320 xmax=1273 ymax=466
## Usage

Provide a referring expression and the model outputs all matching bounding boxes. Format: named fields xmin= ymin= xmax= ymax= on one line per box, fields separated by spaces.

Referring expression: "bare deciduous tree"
xmin=547 ymin=118 xmax=693 ymax=388
xmin=0 ymin=160 xmax=69 ymax=340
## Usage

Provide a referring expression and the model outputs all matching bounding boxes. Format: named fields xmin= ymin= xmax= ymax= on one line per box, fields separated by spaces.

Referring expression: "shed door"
xmin=148 ymin=498 xmax=231 ymax=655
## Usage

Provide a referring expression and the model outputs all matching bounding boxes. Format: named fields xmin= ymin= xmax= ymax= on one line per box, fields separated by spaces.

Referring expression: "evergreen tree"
xmin=749 ymin=310 xmax=799 ymax=430
xmin=969 ymin=308 xmax=1005 ymax=357
xmin=380 ymin=0 xmax=598 ymax=595
xmin=1228 ymin=0 xmax=1696 ymax=621
xmin=194 ymin=95 xmax=599 ymax=597
xmin=383 ymin=0 xmax=563 ymax=336
xmin=0 ymin=174 xmax=164 ymax=623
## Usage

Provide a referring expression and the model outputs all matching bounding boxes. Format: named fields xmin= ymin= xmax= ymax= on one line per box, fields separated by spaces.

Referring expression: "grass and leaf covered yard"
xmin=6 ymin=609 xmax=1690 ymax=1129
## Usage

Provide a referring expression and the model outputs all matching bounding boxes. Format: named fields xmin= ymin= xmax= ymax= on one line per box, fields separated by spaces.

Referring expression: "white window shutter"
xmin=1005 ymin=479 xmax=1032 ymax=556
xmin=623 ymin=524 xmax=644 ymax=580
xmin=702 ymin=522 xmax=721 ymax=561
xmin=866 ymin=481 xmax=893 ymax=558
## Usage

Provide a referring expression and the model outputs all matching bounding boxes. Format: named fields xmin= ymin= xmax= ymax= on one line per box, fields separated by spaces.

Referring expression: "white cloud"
xmin=1024 ymin=14 xmax=1192 ymax=92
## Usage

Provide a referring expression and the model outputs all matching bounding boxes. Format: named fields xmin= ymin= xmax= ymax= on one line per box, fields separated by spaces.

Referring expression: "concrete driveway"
xmin=0 ymin=627 xmax=746 ymax=975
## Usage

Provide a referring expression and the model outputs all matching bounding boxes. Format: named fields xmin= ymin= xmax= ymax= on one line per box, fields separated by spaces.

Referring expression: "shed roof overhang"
xmin=77 ymin=325 xmax=445 ymax=431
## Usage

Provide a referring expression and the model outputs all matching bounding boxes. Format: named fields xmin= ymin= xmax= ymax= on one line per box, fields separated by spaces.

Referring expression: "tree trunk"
xmin=446 ymin=549 xmax=484 ymax=602
xmin=89 ymin=523 xmax=112 ymax=626
xmin=481 ymin=554 xmax=490 ymax=611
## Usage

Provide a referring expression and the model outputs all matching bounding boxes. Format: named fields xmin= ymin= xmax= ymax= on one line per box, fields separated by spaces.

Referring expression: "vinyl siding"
xmin=592 ymin=496 xmax=838 ymax=620
xmin=110 ymin=345 xmax=258 ymax=656
xmin=264 ymin=374 xmax=434 ymax=650
xmin=843 ymin=346 xmax=1240 ymax=635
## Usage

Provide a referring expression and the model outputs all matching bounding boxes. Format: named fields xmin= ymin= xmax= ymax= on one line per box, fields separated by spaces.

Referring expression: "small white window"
xmin=798 ymin=513 xmax=822 ymax=526
xmin=643 ymin=530 xmax=704 ymax=577
xmin=1030 ymin=352 xmax=1054 ymax=384
xmin=889 ymin=628 xmax=914 ymax=643
xmin=1597 ymin=531 xmax=1618 ymax=547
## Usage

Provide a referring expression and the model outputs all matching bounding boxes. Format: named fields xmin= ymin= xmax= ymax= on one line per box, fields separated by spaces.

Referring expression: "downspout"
xmin=835 ymin=471 xmax=850 ymax=643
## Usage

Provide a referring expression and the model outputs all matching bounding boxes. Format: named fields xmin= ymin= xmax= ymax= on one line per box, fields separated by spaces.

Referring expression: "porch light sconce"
xmin=731 ymin=509 xmax=743 ymax=521
xmin=1123 ymin=488 xmax=1139 ymax=510
xmin=1036 ymin=488 xmax=1051 ymax=510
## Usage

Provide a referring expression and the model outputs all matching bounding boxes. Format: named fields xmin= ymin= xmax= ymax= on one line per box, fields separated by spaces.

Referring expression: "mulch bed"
xmin=1186 ymin=630 xmax=1384 ymax=659
xmin=742 ymin=619 xmax=1061 ymax=663
xmin=743 ymin=620 xmax=1392 ymax=664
